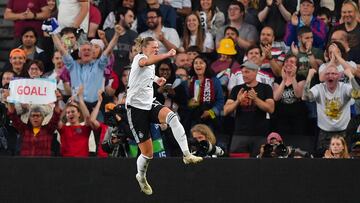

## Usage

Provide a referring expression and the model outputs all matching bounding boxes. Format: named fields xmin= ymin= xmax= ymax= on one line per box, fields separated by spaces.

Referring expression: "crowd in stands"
xmin=1 ymin=0 xmax=360 ymax=159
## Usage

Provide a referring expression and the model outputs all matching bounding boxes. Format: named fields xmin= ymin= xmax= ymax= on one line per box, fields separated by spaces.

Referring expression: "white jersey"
xmin=126 ymin=54 xmax=155 ymax=110
xmin=311 ymin=82 xmax=353 ymax=131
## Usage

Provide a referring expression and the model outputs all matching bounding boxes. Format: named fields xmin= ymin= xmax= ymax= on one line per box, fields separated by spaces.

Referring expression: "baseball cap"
xmin=300 ymin=0 xmax=314 ymax=4
xmin=241 ymin=61 xmax=260 ymax=70
xmin=267 ymin=132 xmax=283 ymax=144
xmin=9 ymin=48 xmax=26 ymax=58
xmin=217 ymin=38 xmax=237 ymax=55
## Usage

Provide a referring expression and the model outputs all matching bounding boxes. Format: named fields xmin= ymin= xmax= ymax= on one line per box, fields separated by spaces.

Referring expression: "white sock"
xmin=166 ymin=112 xmax=190 ymax=156
xmin=137 ymin=154 xmax=151 ymax=177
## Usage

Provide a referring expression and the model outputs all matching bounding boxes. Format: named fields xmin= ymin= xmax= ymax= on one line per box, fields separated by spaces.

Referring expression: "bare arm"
xmin=89 ymin=91 xmax=102 ymax=130
xmin=223 ymin=99 xmax=239 ymax=116
xmin=273 ymin=81 xmax=285 ymax=101
xmin=102 ymin=25 xmax=121 ymax=56
xmin=51 ymin=34 xmax=68 ymax=56
xmin=278 ymin=4 xmax=292 ymax=21
xmin=302 ymin=69 xmax=316 ymax=101
xmin=72 ymin=1 xmax=89 ymax=28
xmin=4 ymin=8 xmax=25 ymax=20
xmin=139 ymin=49 xmax=176 ymax=67
xmin=258 ymin=6 xmax=270 ymax=22
xmin=77 ymin=86 xmax=91 ymax=126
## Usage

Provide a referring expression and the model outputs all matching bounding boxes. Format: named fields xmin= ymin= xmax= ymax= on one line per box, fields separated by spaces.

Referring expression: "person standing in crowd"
xmin=126 ymin=37 xmax=202 ymax=195
xmin=102 ymin=0 xmax=138 ymax=31
xmin=196 ymin=0 xmax=225 ymax=39
xmin=4 ymin=0 xmax=50 ymax=40
xmin=182 ymin=13 xmax=214 ymax=53
xmin=302 ymin=65 xmax=360 ymax=156
xmin=258 ymin=0 xmax=297 ymax=52
xmin=51 ymin=22 xmax=121 ymax=106
xmin=216 ymin=1 xmax=258 ymax=50
xmin=224 ymin=61 xmax=274 ymax=157
xmin=284 ymin=0 xmax=327 ymax=49
xmin=6 ymin=48 xmax=28 ymax=78
xmin=105 ymin=7 xmax=137 ymax=77
xmin=5 ymin=91 xmax=61 ymax=157
xmin=139 ymin=9 xmax=181 ymax=54
xmin=290 ymin=26 xmax=324 ymax=78
xmin=137 ymin=0 xmax=177 ymax=34
xmin=57 ymin=0 xmax=89 ymax=40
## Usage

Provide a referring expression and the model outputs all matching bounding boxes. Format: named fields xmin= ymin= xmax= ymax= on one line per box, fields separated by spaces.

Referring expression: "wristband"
xmin=208 ymin=109 xmax=216 ymax=119
xmin=307 ymin=51 xmax=313 ymax=56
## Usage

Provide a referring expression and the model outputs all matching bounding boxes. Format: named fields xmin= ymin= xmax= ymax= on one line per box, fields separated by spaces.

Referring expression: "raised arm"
xmin=102 ymin=25 xmax=122 ymax=56
xmin=139 ymin=49 xmax=176 ymax=67
xmin=302 ymin=68 xmax=316 ymax=101
xmin=51 ymin=34 xmax=68 ymax=56
xmin=89 ymin=91 xmax=102 ymax=130
xmin=77 ymin=85 xmax=91 ymax=126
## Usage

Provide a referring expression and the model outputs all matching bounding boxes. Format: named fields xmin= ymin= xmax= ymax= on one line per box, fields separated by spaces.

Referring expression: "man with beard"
xmin=290 ymin=26 xmax=324 ymax=78
xmin=333 ymin=0 xmax=360 ymax=48
xmin=257 ymin=26 xmax=285 ymax=77
xmin=139 ymin=8 xmax=180 ymax=54
xmin=105 ymin=7 xmax=138 ymax=77
xmin=303 ymin=65 xmax=360 ymax=156
xmin=224 ymin=61 xmax=274 ymax=157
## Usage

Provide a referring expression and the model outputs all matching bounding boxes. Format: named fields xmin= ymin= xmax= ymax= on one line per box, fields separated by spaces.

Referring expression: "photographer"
xmin=0 ymin=71 xmax=19 ymax=156
xmin=189 ymin=124 xmax=224 ymax=157
xmin=258 ymin=132 xmax=312 ymax=158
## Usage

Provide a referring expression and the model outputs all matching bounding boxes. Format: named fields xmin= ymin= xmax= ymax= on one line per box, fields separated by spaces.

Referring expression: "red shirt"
xmin=8 ymin=110 xmax=60 ymax=156
xmin=89 ymin=3 xmax=101 ymax=25
xmin=96 ymin=122 xmax=108 ymax=158
xmin=7 ymin=0 xmax=48 ymax=38
xmin=59 ymin=125 xmax=92 ymax=157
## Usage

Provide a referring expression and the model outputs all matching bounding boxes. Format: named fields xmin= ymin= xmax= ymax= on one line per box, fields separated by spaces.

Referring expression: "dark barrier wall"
xmin=0 ymin=158 xmax=358 ymax=203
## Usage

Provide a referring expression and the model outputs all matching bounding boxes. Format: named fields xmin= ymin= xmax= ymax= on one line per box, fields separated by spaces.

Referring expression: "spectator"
xmin=4 ymin=0 xmax=50 ymax=39
xmin=58 ymin=87 xmax=99 ymax=157
xmin=272 ymin=55 xmax=310 ymax=147
xmin=6 ymin=92 xmax=61 ymax=156
xmin=258 ymin=26 xmax=285 ymax=77
xmin=58 ymin=0 xmax=89 ymax=40
xmin=210 ymin=38 xmax=241 ymax=96
xmin=258 ymin=0 xmax=297 ymax=51
xmin=88 ymin=1 xmax=102 ymax=39
xmin=174 ymin=52 xmax=191 ymax=70
xmin=228 ymin=45 xmax=274 ymax=92
xmin=290 ymin=26 xmax=324 ymax=78
xmin=52 ymin=24 xmax=122 ymax=105
xmin=284 ymin=0 xmax=327 ymax=49
xmin=137 ymin=0 xmax=177 ymax=34
xmin=182 ymin=13 xmax=214 ymax=53
xmin=334 ymin=0 xmax=360 ymax=48
xmin=185 ymin=46 xmax=201 ymax=66
xmin=224 ymin=61 xmax=274 ymax=157
xmin=223 ymin=26 xmax=245 ymax=63
xmin=60 ymin=27 xmax=80 ymax=60
xmin=105 ymin=7 xmax=137 ymax=77
xmin=102 ymin=0 xmax=138 ymax=31
xmin=319 ymin=41 xmax=356 ymax=82
xmin=216 ymin=1 xmax=258 ymax=50
xmin=317 ymin=7 xmax=333 ymax=31
xmin=139 ymin=8 xmax=181 ymax=54
xmin=46 ymin=0 xmax=58 ymax=18
xmin=175 ymin=66 xmax=189 ymax=82
xmin=188 ymin=55 xmax=224 ymax=131
xmin=302 ymin=64 xmax=360 ymax=156
xmin=323 ymin=135 xmax=350 ymax=158
xmin=7 ymin=48 xmax=27 ymax=77
xmin=330 ymin=29 xmax=360 ymax=64
xmin=196 ymin=0 xmax=225 ymax=39
xmin=238 ymin=0 xmax=261 ymax=30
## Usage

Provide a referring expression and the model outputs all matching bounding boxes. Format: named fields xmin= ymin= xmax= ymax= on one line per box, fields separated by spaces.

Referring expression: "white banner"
xmin=7 ymin=78 xmax=57 ymax=104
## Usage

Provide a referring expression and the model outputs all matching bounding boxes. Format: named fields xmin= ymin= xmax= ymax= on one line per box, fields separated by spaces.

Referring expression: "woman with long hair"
xmin=324 ymin=135 xmax=350 ymax=158
xmin=196 ymin=0 xmax=225 ymax=38
xmin=182 ymin=13 xmax=214 ymax=53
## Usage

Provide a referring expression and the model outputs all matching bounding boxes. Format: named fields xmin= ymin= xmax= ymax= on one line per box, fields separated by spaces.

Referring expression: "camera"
xmin=262 ymin=143 xmax=311 ymax=158
xmin=189 ymin=138 xmax=224 ymax=157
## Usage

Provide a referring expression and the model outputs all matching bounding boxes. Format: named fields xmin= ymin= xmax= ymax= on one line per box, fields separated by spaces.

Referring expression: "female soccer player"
xmin=126 ymin=37 xmax=203 ymax=195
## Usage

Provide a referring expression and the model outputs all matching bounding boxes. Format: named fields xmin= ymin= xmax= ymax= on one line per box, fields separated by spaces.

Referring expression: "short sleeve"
xmin=230 ymin=85 xmax=240 ymax=101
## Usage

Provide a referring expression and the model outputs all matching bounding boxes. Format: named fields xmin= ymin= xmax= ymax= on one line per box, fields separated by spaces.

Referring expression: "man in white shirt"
xmin=139 ymin=8 xmax=181 ymax=54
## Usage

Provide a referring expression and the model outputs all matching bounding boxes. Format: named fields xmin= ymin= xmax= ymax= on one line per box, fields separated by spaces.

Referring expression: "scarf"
xmin=189 ymin=77 xmax=215 ymax=104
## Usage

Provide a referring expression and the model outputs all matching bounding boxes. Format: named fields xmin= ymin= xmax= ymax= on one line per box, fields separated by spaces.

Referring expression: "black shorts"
xmin=126 ymin=100 xmax=164 ymax=143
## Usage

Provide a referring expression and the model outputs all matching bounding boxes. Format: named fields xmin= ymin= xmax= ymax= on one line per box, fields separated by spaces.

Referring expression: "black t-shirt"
xmin=333 ymin=23 xmax=360 ymax=48
xmin=230 ymin=83 xmax=273 ymax=136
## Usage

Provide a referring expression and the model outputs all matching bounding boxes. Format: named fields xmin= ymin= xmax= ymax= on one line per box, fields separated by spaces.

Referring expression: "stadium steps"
xmin=0 ymin=0 xmax=14 ymax=69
